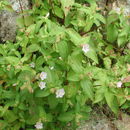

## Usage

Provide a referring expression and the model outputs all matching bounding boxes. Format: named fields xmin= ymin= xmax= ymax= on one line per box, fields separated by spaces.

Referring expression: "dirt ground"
xmin=77 ymin=106 xmax=130 ymax=130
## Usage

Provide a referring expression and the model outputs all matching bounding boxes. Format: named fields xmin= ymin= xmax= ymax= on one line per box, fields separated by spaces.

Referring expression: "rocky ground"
xmin=0 ymin=0 xmax=130 ymax=43
xmin=77 ymin=106 xmax=130 ymax=130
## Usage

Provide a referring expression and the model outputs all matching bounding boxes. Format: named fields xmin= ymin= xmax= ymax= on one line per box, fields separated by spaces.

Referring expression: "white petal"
xmin=117 ymin=81 xmax=122 ymax=88
xmin=40 ymin=72 xmax=47 ymax=80
xmin=82 ymin=44 xmax=90 ymax=53
xmin=50 ymin=66 xmax=54 ymax=70
xmin=39 ymin=82 xmax=46 ymax=89
xmin=56 ymin=88 xmax=65 ymax=98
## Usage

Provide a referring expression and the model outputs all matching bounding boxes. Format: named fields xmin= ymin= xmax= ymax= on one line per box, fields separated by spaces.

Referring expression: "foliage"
xmin=0 ymin=0 xmax=130 ymax=129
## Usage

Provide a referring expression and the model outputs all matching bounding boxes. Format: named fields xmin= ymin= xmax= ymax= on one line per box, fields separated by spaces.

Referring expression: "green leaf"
xmin=105 ymin=90 xmax=119 ymax=114
xmin=5 ymin=56 xmax=20 ymax=65
xmin=107 ymin=14 xmax=119 ymax=25
xmin=24 ymin=16 xmax=34 ymax=26
xmin=84 ymin=45 xmax=98 ymax=64
xmin=27 ymin=44 xmax=40 ymax=53
xmin=94 ymin=86 xmax=106 ymax=103
xmin=35 ymin=20 xmax=44 ymax=33
xmin=80 ymin=79 xmax=94 ymax=100
xmin=64 ymin=84 xmax=78 ymax=98
xmin=35 ymin=89 xmax=50 ymax=97
xmin=18 ymin=70 xmax=35 ymax=81
xmin=2 ymin=91 xmax=15 ymax=99
xmin=0 ymin=45 xmax=6 ymax=56
xmin=103 ymin=57 xmax=111 ymax=69
xmin=16 ymin=17 xmax=25 ymax=27
xmin=60 ymin=0 xmax=75 ymax=17
xmin=95 ymin=13 xmax=106 ymax=24
xmin=48 ymin=95 xmax=58 ymax=109
xmin=0 ymin=57 xmax=6 ymax=64
xmin=58 ymin=111 xmax=74 ymax=122
xmin=4 ymin=110 xmax=18 ymax=123
xmin=20 ymin=36 xmax=29 ymax=48
xmin=84 ymin=19 xmax=93 ymax=32
xmin=76 ymin=94 xmax=88 ymax=106
xmin=66 ymin=28 xmax=81 ymax=46
xmin=117 ymin=29 xmax=128 ymax=46
xmin=35 ymin=56 xmax=45 ymax=70
xmin=53 ymin=6 xmax=64 ymax=18
xmin=107 ymin=24 xmax=118 ymax=43
xmin=44 ymin=67 xmax=58 ymax=83
xmin=67 ymin=71 xmax=80 ymax=81
xmin=68 ymin=53 xmax=84 ymax=73
xmin=85 ymin=0 xmax=96 ymax=5
xmin=57 ymin=40 xmax=69 ymax=59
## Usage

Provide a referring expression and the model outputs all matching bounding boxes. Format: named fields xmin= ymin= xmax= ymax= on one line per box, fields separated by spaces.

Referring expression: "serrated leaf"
xmin=105 ymin=90 xmax=119 ymax=114
xmin=94 ymin=86 xmax=106 ymax=103
xmin=68 ymin=53 xmax=84 ymax=73
xmin=27 ymin=44 xmax=40 ymax=53
xmin=66 ymin=28 xmax=81 ymax=46
xmin=57 ymin=40 xmax=69 ymax=59
xmin=58 ymin=111 xmax=74 ymax=122
xmin=80 ymin=79 xmax=94 ymax=100
xmin=107 ymin=24 xmax=118 ymax=43
xmin=67 ymin=71 xmax=80 ymax=81
xmin=5 ymin=56 xmax=20 ymax=65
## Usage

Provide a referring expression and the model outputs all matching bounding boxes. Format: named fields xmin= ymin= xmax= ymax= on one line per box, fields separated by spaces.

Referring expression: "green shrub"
xmin=0 ymin=0 xmax=130 ymax=129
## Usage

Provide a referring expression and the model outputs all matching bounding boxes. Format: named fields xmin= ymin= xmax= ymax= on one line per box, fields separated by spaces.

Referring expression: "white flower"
xmin=50 ymin=66 xmax=54 ymax=70
xmin=59 ymin=57 xmax=62 ymax=60
xmin=40 ymin=72 xmax=47 ymax=80
xmin=82 ymin=44 xmax=90 ymax=53
xmin=35 ymin=122 xmax=43 ymax=129
xmin=117 ymin=81 xmax=122 ymax=88
xmin=30 ymin=62 xmax=35 ymax=68
xmin=56 ymin=88 xmax=65 ymax=98
xmin=39 ymin=82 xmax=46 ymax=89
xmin=12 ymin=83 xmax=18 ymax=86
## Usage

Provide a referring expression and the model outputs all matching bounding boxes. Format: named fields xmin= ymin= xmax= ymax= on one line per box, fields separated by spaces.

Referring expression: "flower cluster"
xmin=39 ymin=72 xmax=47 ymax=90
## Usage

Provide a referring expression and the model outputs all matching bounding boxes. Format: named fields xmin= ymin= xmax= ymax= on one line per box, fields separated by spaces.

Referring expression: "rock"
xmin=77 ymin=109 xmax=116 ymax=130
xmin=77 ymin=111 xmax=130 ymax=130
xmin=0 ymin=10 xmax=17 ymax=42
xmin=0 ymin=0 xmax=31 ymax=42
xmin=98 ymin=0 xmax=130 ymax=16
xmin=114 ymin=113 xmax=130 ymax=130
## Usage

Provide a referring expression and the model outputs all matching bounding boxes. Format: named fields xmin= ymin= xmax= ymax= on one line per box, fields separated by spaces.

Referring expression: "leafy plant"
xmin=0 ymin=0 xmax=130 ymax=129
